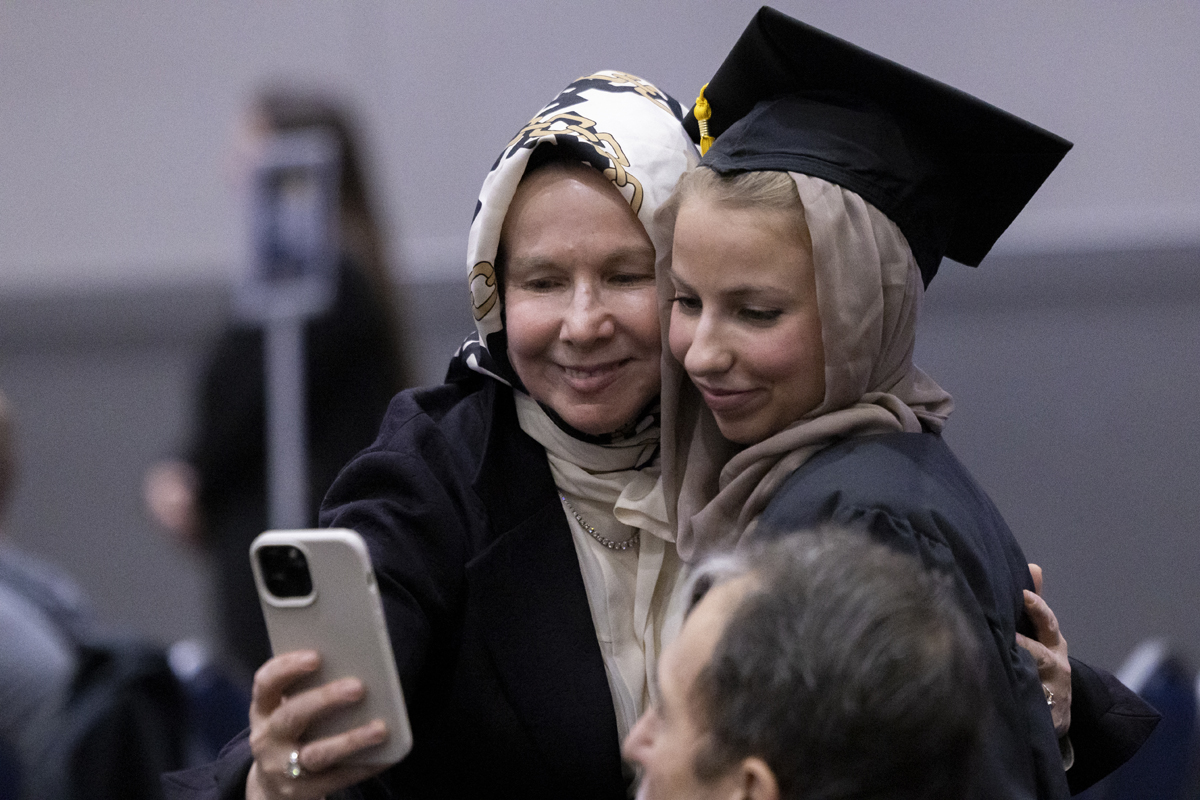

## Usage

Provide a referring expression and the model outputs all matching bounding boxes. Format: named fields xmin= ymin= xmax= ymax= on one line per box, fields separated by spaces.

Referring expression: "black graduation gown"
xmin=162 ymin=373 xmax=629 ymax=800
xmin=756 ymin=431 xmax=1159 ymax=799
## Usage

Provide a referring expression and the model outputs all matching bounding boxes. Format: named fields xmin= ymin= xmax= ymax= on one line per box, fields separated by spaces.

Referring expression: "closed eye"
xmin=609 ymin=272 xmax=655 ymax=287
xmin=739 ymin=307 xmax=783 ymax=324
xmin=670 ymin=295 xmax=701 ymax=315
xmin=518 ymin=276 xmax=566 ymax=292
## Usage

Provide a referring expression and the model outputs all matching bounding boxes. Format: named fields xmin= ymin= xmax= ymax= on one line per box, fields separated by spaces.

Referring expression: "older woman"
xmin=164 ymin=72 xmax=698 ymax=800
xmin=658 ymin=9 xmax=1159 ymax=800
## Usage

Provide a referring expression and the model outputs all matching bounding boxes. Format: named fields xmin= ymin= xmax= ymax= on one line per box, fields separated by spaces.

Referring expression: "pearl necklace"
xmin=558 ymin=493 xmax=639 ymax=552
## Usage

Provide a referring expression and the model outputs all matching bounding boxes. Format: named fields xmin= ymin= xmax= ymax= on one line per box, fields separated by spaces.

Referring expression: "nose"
xmin=560 ymin=280 xmax=615 ymax=346
xmin=682 ymin=314 xmax=732 ymax=377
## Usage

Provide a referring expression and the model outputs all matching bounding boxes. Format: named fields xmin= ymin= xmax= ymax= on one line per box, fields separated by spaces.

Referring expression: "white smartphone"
xmin=250 ymin=528 xmax=413 ymax=766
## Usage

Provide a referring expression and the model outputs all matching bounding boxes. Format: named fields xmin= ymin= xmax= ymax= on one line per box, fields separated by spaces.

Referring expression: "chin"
xmin=554 ymin=393 xmax=653 ymax=437
xmin=713 ymin=416 xmax=762 ymax=446
xmin=563 ymin=411 xmax=629 ymax=437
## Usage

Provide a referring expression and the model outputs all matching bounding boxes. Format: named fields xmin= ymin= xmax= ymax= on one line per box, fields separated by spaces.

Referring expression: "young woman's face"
xmin=668 ymin=197 xmax=825 ymax=445
xmin=503 ymin=165 xmax=661 ymax=436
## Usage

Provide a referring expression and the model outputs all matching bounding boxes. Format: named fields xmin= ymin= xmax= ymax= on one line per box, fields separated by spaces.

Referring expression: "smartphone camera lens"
xmin=257 ymin=545 xmax=313 ymax=598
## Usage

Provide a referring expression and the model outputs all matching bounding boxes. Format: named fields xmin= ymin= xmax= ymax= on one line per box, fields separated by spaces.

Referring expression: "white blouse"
xmin=514 ymin=393 xmax=688 ymax=744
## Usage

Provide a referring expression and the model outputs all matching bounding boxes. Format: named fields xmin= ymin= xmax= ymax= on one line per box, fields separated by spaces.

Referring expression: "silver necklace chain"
xmin=558 ymin=492 xmax=639 ymax=552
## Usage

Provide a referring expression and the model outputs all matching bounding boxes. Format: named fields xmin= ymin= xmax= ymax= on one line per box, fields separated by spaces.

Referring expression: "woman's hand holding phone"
xmin=245 ymin=529 xmax=413 ymax=799
xmin=245 ymin=650 xmax=390 ymax=800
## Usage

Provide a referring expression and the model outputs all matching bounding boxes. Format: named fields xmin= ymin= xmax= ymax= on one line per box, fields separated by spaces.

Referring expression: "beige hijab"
xmin=661 ymin=173 xmax=955 ymax=561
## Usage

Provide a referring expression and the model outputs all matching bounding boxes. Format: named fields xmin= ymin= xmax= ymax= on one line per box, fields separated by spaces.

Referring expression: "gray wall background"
xmin=2 ymin=2 xmax=1199 ymax=674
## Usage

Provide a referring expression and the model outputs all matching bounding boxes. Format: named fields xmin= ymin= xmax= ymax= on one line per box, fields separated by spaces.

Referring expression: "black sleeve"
xmin=159 ymin=733 xmax=251 ymax=800
xmin=162 ymin=387 xmax=488 ymax=800
xmin=1065 ymin=656 xmax=1161 ymax=794
xmin=318 ymin=384 xmax=492 ymax=711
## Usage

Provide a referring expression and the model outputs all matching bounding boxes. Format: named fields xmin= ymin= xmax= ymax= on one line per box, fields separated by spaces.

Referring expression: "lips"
xmin=558 ymin=359 xmax=629 ymax=394
xmin=693 ymin=381 xmax=763 ymax=415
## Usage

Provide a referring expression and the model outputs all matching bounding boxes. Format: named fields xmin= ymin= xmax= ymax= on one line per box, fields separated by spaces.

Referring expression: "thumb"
xmin=1028 ymin=563 xmax=1044 ymax=595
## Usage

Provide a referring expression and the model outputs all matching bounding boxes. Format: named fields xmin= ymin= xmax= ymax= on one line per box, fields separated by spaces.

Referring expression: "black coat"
xmin=162 ymin=373 xmax=629 ymax=800
xmin=757 ymin=431 xmax=1160 ymax=798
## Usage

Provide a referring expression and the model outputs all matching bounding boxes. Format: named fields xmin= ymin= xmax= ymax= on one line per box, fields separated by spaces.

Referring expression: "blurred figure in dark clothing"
xmin=144 ymin=90 xmax=407 ymax=683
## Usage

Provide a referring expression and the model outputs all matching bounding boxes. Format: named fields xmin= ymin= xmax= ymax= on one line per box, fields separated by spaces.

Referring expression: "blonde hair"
xmin=657 ymin=167 xmax=812 ymax=255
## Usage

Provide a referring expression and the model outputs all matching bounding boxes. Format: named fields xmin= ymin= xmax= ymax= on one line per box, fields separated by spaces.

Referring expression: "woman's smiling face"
xmin=668 ymin=197 xmax=825 ymax=445
xmin=502 ymin=163 xmax=662 ymax=436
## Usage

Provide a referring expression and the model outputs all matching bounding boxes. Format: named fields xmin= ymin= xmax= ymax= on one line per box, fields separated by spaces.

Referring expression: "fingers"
xmin=1016 ymin=587 xmax=1073 ymax=739
xmin=246 ymin=652 xmax=390 ymax=800
xmin=266 ymin=678 xmax=366 ymax=744
xmin=142 ymin=460 xmax=202 ymax=542
xmin=1015 ymin=631 xmax=1053 ymax=671
xmin=1016 ymin=629 xmax=1072 ymax=736
xmin=1028 ymin=563 xmax=1043 ymax=595
xmin=250 ymin=651 xmax=322 ymax=723
xmin=1023 ymin=589 xmax=1064 ymax=649
xmin=299 ymin=718 xmax=389 ymax=773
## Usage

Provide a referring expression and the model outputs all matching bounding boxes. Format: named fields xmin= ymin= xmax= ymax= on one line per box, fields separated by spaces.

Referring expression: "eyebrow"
xmin=667 ymin=269 xmax=787 ymax=301
xmin=666 ymin=269 xmax=695 ymax=293
xmin=508 ymin=244 xmax=655 ymax=274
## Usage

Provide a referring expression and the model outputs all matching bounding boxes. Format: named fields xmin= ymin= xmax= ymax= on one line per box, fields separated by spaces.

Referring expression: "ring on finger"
xmin=286 ymin=749 xmax=304 ymax=780
xmin=1042 ymin=683 xmax=1054 ymax=708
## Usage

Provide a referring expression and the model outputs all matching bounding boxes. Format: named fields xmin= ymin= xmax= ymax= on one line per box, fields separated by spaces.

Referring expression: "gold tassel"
xmin=694 ymin=83 xmax=714 ymax=155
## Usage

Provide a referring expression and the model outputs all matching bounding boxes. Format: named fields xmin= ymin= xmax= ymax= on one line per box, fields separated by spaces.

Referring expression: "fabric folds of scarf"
xmin=515 ymin=393 xmax=686 ymax=744
xmin=665 ymin=174 xmax=955 ymax=560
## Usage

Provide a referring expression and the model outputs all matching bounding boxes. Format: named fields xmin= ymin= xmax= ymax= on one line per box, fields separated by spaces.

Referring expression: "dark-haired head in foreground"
xmin=624 ymin=529 xmax=988 ymax=800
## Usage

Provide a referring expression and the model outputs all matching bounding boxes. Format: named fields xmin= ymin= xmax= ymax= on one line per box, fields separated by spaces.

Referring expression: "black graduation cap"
xmin=682 ymin=6 xmax=1072 ymax=286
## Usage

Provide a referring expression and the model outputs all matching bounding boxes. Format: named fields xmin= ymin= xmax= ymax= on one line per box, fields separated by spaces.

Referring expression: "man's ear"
xmin=735 ymin=756 xmax=779 ymax=800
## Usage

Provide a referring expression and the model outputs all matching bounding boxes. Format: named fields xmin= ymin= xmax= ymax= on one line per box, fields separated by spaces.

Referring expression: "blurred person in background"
xmin=144 ymin=89 xmax=408 ymax=684
xmin=2 ymin=390 xmax=191 ymax=799
xmin=0 ymin=389 xmax=96 ymax=793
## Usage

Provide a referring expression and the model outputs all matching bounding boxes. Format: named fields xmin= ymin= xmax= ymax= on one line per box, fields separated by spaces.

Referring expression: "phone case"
xmin=250 ymin=528 xmax=412 ymax=766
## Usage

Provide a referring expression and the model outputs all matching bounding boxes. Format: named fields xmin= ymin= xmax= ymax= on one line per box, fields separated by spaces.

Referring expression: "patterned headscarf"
xmin=451 ymin=71 xmax=700 ymax=401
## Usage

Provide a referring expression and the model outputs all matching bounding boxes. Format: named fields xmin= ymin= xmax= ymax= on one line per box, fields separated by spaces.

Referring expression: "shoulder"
xmin=760 ymin=431 xmax=1008 ymax=549
xmin=376 ymin=374 xmax=497 ymax=453
xmin=326 ymin=373 xmax=504 ymax=498
xmin=758 ymin=430 xmax=1032 ymax=599
xmin=769 ymin=431 xmax=970 ymax=508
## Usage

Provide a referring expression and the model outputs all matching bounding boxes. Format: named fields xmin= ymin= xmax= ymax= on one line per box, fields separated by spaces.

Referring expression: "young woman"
xmin=658 ymin=9 xmax=1159 ymax=799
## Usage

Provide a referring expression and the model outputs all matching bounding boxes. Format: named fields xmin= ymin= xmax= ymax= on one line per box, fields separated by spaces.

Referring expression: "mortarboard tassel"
xmin=694 ymin=83 xmax=714 ymax=155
